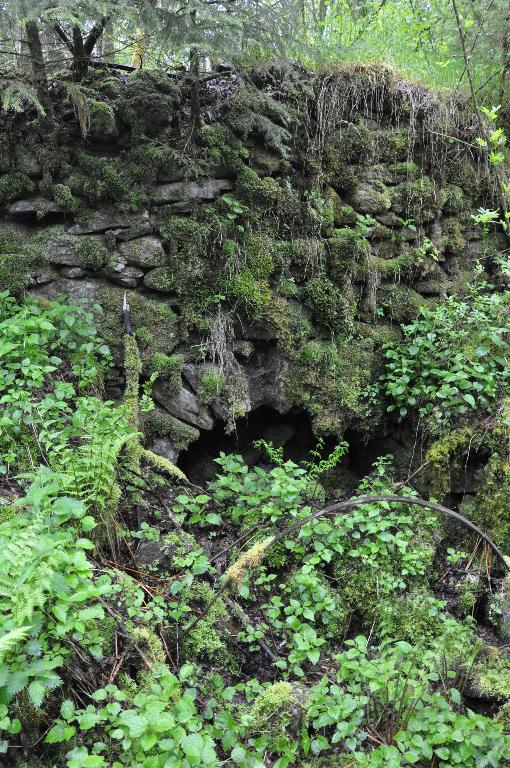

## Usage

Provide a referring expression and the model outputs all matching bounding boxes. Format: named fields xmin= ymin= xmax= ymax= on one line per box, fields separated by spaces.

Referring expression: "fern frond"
xmin=1 ymin=81 xmax=45 ymax=115
xmin=0 ymin=627 xmax=31 ymax=662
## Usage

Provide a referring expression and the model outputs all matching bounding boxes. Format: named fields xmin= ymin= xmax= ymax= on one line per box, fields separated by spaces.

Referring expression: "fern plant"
xmin=0 ymin=469 xmax=113 ymax=710
xmin=1 ymin=80 xmax=45 ymax=115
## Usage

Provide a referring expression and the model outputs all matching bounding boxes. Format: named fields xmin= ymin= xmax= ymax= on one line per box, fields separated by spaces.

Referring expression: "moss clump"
xmin=97 ymin=288 xmax=179 ymax=363
xmin=52 ymin=183 xmax=76 ymax=212
xmin=306 ymin=274 xmax=355 ymax=333
xmin=117 ymin=70 xmax=180 ymax=137
xmin=159 ymin=216 xmax=207 ymax=258
xmin=182 ymin=582 xmax=237 ymax=670
xmin=389 ymin=161 xmax=421 ymax=179
xmin=75 ymin=151 xmax=128 ymax=204
xmin=378 ymin=128 xmax=410 ymax=163
xmin=0 ymin=171 xmax=34 ymax=203
xmin=470 ymin=453 xmax=510 ymax=552
xmin=0 ymin=248 xmax=44 ymax=295
xmin=89 ymin=99 xmax=118 ymax=140
xmin=351 ymin=181 xmax=392 ymax=215
xmin=327 ymin=228 xmax=370 ymax=279
xmin=377 ymin=283 xmax=425 ymax=324
xmin=226 ymin=271 xmax=272 ymax=319
xmin=148 ymin=353 xmax=183 ymax=394
xmin=236 ymin=166 xmax=281 ymax=206
xmin=143 ymin=267 xmax=176 ymax=294
xmin=286 ymin=336 xmax=374 ymax=435
xmin=249 ymin=682 xmax=302 ymax=747
xmin=442 ymin=218 xmax=467 ymax=255
xmin=143 ymin=407 xmax=199 ymax=451
xmin=244 ymin=233 xmax=279 ymax=280
xmin=196 ymin=364 xmax=224 ymax=405
xmin=392 ymin=176 xmax=438 ymax=222
xmin=442 ymin=184 xmax=468 ymax=213
xmin=75 ymin=236 xmax=110 ymax=270
xmin=199 ymin=123 xmax=249 ymax=176
xmin=333 ymin=201 xmax=357 ymax=227
xmin=379 ymin=591 xmax=447 ymax=644
xmin=474 ymin=649 xmax=510 ymax=701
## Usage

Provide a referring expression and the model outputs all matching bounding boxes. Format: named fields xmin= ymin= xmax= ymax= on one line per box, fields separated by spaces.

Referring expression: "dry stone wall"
xmin=0 ymin=65 xmax=504 ymax=465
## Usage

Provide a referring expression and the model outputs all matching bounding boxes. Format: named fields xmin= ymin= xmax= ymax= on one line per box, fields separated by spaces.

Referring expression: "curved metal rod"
xmin=275 ymin=494 xmax=509 ymax=572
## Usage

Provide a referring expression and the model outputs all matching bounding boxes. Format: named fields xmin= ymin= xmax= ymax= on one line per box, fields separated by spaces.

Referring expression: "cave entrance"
xmin=177 ymin=406 xmax=318 ymax=486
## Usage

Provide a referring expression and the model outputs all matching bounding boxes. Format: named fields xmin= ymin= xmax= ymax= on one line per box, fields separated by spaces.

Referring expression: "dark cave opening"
xmin=177 ymin=406 xmax=321 ymax=486
xmin=177 ymin=407 xmax=409 ymax=489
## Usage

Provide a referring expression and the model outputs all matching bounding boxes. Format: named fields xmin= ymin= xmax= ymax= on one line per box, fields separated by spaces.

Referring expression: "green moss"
xmin=456 ymin=575 xmax=480 ymax=618
xmin=377 ymin=283 xmax=425 ymax=323
xmin=286 ymin=336 xmax=375 ymax=436
xmin=97 ymin=75 xmax=122 ymax=99
xmin=497 ymin=701 xmax=510 ymax=733
xmin=159 ymin=216 xmax=207 ymax=258
xmin=143 ymin=267 xmax=176 ymax=293
xmin=89 ymin=99 xmax=117 ymax=140
xmin=391 ymin=175 xmax=438 ymax=221
xmin=389 ymin=161 xmax=421 ymax=179
xmin=351 ymin=180 xmax=392 ymax=215
xmin=475 ymin=649 xmax=510 ymax=701
xmin=199 ymin=123 xmax=249 ymax=175
xmin=143 ymin=408 xmax=199 ymax=451
xmin=226 ymin=271 xmax=272 ymax=319
xmin=75 ymin=236 xmax=110 ymax=270
xmin=379 ymin=590 xmax=447 ymax=643
xmin=333 ymin=201 xmax=357 ymax=227
xmin=470 ymin=453 xmax=510 ymax=552
xmin=378 ymin=128 xmax=410 ymax=163
xmin=327 ymin=227 xmax=371 ymax=279
xmin=443 ymin=217 xmax=467 ymax=255
xmin=182 ymin=582 xmax=237 ymax=670
xmin=97 ymin=287 xmax=179 ymax=363
xmin=149 ymin=353 xmax=183 ymax=394
xmin=443 ymin=184 xmax=468 ymax=213
xmin=0 ymin=171 xmax=34 ymax=203
xmin=75 ymin=151 xmax=128 ymax=204
xmin=123 ymin=141 xmax=166 ymax=184
xmin=0 ymin=249 xmax=44 ymax=295
xmin=236 ymin=166 xmax=281 ymax=206
xmin=52 ymin=183 xmax=76 ymax=212
xmin=196 ymin=364 xmax=224 ymax=405
xmin=117 ymin=70 xmax=180 ymax=137
xmin=244 ymin=233 xmax=279 ymax=279
xmin=249 ymin=682 xmax=299 ymax=745
xmin=306 ymin=274 xmax=355 ymax=333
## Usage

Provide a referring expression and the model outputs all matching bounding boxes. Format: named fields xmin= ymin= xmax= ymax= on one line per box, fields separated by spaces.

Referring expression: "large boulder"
xmin=153 ymin=383 xmax=215 ymax=430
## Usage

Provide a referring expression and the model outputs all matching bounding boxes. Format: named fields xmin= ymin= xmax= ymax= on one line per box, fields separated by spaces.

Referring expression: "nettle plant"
xmin=0 ymin=291 xmax=111 ymax=472
xmin=0 ymin=470 xmax=112 ymax=725
xmin=382 ymin=276 xmax=510 ymax=424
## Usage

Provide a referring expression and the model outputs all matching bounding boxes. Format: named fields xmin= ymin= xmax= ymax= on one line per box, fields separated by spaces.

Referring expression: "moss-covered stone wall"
xmin=0 ymin=64 xmax=502 ymax=462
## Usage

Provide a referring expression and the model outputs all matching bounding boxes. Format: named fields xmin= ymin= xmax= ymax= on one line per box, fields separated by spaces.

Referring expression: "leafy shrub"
xmin=0 ymin=291 xmax=111 ymax=472
xmin=0 ymin=470 xmax=112 ymax=711
xmin=382 ymin=278 xmax=510 ymax=424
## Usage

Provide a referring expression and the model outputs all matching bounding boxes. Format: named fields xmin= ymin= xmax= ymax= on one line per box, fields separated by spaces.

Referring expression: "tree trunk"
xmin=25 ymin=19 xmax=54 ymax=127
xmin=72 ymin=25 xmax=87 ymax=80
xmin=190 ymin=46 xmax=201 ymax=135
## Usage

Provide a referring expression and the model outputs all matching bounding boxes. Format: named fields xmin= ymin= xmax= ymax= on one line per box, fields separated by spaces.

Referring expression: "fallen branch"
xmin=182 ymin=492 xmax=508 ymax=642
